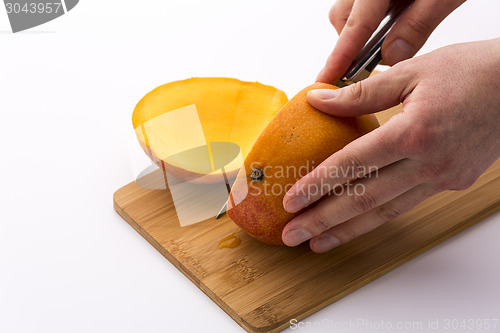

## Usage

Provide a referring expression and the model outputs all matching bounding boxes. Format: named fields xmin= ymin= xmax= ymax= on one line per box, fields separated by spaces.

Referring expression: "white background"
xmin=1 ymin=1 xmax=500 ymax=332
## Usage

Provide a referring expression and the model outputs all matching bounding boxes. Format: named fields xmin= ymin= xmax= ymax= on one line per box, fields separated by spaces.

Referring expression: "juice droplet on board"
xmin=218 ymin=233 xmax=241 ymax=249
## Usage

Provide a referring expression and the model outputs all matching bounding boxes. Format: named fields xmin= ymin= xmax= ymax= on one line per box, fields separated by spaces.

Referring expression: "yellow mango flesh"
xmin=227 ymin=82 xmax=379 ymax=245
xmin=133 ymin=78 xmax=288 ymax=182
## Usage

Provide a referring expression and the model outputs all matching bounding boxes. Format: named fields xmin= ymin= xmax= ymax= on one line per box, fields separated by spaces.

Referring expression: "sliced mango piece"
xmin=133 ymin=77 xmax=288 ymax=182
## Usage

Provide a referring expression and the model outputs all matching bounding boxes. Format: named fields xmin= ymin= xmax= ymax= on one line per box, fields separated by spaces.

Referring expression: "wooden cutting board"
xmin=113 ymin=104 xmax=500 ymax=333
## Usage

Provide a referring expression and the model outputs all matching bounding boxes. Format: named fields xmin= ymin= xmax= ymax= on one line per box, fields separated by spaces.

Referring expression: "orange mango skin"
xmin=227 ymin=83 xmax=379 ymax=245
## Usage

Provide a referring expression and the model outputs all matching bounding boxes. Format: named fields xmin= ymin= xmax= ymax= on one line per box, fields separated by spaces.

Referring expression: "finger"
xmin=309 ymin=182 xmax=439 ymax=253
xmin=309 ymin=65 xmax=416 ymax=117
xmin=382 ymin=0 xmax=466 ymax=65
xmin=283 ymin=112 xmax=407 ymax=213
xmin=282 ymin=158 xmax=423 ymax=246
xmin=317 ymin=0 xmax=390 ymax=83
xmin=329 ymin=0 xmax=355 ymax=35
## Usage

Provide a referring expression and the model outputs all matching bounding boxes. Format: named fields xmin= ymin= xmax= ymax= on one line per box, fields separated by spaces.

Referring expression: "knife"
xmin=333 ymin=0 xmax=414 ymax=87
xmin=216 ymin=0 xmax=414 ymax=219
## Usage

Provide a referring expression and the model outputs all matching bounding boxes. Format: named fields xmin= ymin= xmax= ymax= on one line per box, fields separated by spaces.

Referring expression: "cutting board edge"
xmin=113 ymin=190 xmax=260 ymax=333
xmin=112 ymin=185 xmax=500 ymax=333
xmin=263 ymin=200 xmax=500 ymax=333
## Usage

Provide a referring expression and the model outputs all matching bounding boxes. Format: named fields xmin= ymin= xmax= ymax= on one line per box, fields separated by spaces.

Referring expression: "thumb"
xmin=307 ymin=67 xmax=416 ymax=116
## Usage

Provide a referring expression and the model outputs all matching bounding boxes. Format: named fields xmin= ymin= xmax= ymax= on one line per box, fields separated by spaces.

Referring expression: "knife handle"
xmin=334 ymin=0 xmax=415 ymax=87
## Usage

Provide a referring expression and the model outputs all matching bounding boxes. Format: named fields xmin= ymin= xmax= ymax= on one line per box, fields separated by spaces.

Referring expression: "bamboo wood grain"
xmin=113 ymin=103 xmax=500 ymax=332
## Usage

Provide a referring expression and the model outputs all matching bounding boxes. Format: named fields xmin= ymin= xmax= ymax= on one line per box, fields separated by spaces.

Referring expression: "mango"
xmin=133 ymin=78 xmax=288 ymax=183
xmin=226 ymin=82 xmax=379 ymax=245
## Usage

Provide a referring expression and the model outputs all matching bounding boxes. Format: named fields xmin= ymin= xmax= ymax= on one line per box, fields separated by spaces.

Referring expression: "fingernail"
xmin=313 ymin=234 xmax=341 ymax=253
xmin=384 ymin=39 xmax=413 ymax=65
xmin=308 ymin=89 xmax=339 ymax=101
xmin=285 ymin=196 xmax=309 ymax=213
xmin=284 ymin=229 xmax=312 ymax=246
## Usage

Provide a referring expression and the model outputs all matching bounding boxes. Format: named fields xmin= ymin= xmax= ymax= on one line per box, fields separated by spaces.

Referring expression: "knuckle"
xmin=345 ymin=80 xmax=368 ymax=104
xmin=328 ymin=5 xmax=336 ymax=25
xmin=419 ymin=162 xmax=448 ymax=182
xmin=339 ymin=150 xmax=365 ymax=179
xmin=329 ymin=4 xmax=344 ymax=28
xmin=344 ymin=15 xmax=376 ymax=38
xmin=349 ymin=190 xmax=378 ymax=214
xmin=404 ymin=122 xmax=437 ymax=157
xmin=376 ymin=203 xmax=402 ymax=222
xmin=390 ymin=60 xmax=406 ymax=74
xmin=334 ymin=226 xmax=358 ymax=244
xmin=388 ymin=60 xmax=413 ymax=82
xmin=309 ymin=213 xmax=332 ymax=234
xmin=329 ymin=0 xmax=355 ymax=33
xmin=404 ymin=15 xmax=433 ymax=39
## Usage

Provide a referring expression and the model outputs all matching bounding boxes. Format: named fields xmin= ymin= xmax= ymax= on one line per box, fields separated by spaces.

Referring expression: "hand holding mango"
xmin=229 ymin=0 xmax=500 ymax=252
xmin=281 ymin=0 xmax=500 ymax=252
